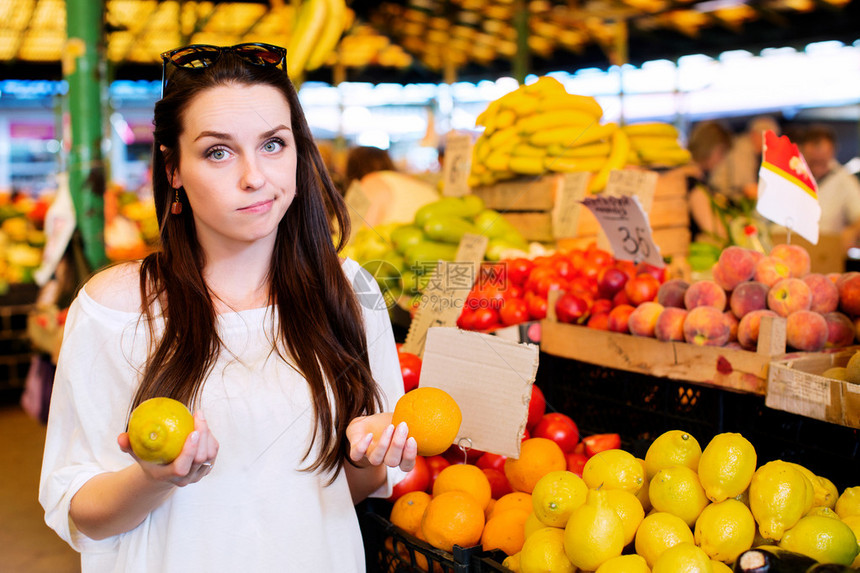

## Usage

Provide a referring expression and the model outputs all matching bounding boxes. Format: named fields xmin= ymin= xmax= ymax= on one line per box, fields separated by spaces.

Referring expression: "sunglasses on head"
xmin=160 ymin=43 xmax=287 ymax=95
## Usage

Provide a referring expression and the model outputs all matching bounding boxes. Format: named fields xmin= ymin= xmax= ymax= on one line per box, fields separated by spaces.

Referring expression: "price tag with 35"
xmin=581 ymin=194 xmax=664 ymax=267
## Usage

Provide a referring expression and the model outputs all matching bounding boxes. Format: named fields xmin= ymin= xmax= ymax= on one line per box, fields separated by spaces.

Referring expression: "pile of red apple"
xmin=387 ymin=380 xmax=622 ymax=502
xmin=456 ymin=244 xmax=667 ymax=332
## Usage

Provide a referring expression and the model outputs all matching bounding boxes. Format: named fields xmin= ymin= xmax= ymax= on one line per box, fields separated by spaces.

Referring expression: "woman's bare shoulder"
xmin=83 ymin=261 xmax=144 ymax=313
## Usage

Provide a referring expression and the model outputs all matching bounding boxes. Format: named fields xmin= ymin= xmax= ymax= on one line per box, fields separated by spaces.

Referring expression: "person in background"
xmin=39 ymin=43 xmax=415 ymax=572
xmin=345 ymin=145 xmax=396 ymax=191
xmin=683 ymin=120 xmax=734 ymax=241
xmin=710 ymin=115 xmax=781 ymax=201
xmin=799 ymin=123 xmax=860 ymax=250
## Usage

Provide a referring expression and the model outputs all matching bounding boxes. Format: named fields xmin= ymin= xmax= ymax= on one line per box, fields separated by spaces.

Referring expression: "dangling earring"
xmin=171 ymin=187 xmax=183 ymax=215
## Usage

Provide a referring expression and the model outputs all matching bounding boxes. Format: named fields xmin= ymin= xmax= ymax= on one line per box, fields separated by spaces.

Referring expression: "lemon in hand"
xmin=698 ymin=432 xmax=756 ymax=503
xmin=128 ymin=397 xmax=195 ymax=464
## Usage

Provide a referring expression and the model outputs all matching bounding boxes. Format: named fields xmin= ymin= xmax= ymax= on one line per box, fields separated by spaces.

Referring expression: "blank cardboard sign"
xmin=419 ymin=327 xmax=539 ymax=459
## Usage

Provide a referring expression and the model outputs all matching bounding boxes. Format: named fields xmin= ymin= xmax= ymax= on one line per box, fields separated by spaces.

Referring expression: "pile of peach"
xmin=628 ymin=244 xmax=859 ymax=352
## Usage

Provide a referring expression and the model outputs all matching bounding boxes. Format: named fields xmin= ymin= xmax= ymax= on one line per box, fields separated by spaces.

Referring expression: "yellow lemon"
xmin=649 ymin=465 xmax=710 ymax=527
xmin=595 ymin=554 xmax=651 ymax=573
xmin=634 ymin=511 xmax=695 ymax=568
xmin=531 ymin=470 xmax=588 ymax=528
xmin=645 ymin=430 xmax=702 ymax=479
xmin=806 ymin=506 xmax=840 ymax=519
xmin=710 ymin=560 xmax=732 ymax=573
xmin=127 ymin=397 xmax=195 ymax=464
xmin=604 ymin=488 xmax=645 ymax=546
xmin=634 ymin=457 xmax=652 ymax=513
xmin=836 ymin=486 xmax=860 ymax=519
xmin=779 ymin=515 xmax=859 ymax=566
xmin=784 ymin=462 xmax=837 ymax=509
xmin=524 ymin=511 xmax=550 ymax=539
xmin=563 ymin=489 xmax=625 ymax=571
xmin=698 ymin=433 xmax=756 ymax=503
xmin=841 ymin=515 xmax=860 ymax=567
xmin=694 ymin=499 xmax=756 ymax=563
xmin=749 ymin=461 xmax=812 ymax=541
xmin=582 ymin=448 xmax=645 ymax=495
xmin=818 ymin=476 xmax=840 ymax=510
xmin=652 ymin=542 xmax=713 ymax=573
xmin=520 ymin=527 xmax=575 ymax=573
xmin=502 ymin=552 xmax=522 ymax=572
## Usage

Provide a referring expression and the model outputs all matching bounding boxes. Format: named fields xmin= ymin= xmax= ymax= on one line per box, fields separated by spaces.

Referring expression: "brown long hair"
xmin=134 ymin=50 xmax=382 ymax=479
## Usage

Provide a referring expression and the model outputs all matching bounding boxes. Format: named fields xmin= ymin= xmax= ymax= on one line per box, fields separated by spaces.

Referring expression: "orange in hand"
xmin=128 ymin=397 xmax=194 ymax=464
xmin=392 ymin=387 xmax=462 ymax=456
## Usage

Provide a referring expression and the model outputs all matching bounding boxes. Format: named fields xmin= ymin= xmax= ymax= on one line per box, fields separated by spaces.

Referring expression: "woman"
xmin=39 ymin=43 xmax=416 ymax=572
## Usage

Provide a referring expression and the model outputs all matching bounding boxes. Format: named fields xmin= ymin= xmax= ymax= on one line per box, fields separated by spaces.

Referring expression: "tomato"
xmin=532 ymin=413 xmax=580 ymax=453
xmin=573 ymin=441 xmax=587 ymax=455
xmin=532 ymin=274 xmax=568 ymax=298
xmin=398 ymin=352 xmax=422 ymax=393
xmin=506 ymin=258 xmax=534 ymax=287
xmin=424 ymin=455 xmax=450 ymax=492
xmin=522 ymin=427 xmax=530 ymax=441
xmin=505 ymin=284 xmax=524 ymax=300
xmin=483 ymin=468 xmax=513 ymax=499
xmin=553 ymin=257 xmax=576 ymax=280
xmin=387 ymin=455 xmax=430 ymax=501
xmin=476 ymin=452 xmax=507 ymax=473
xmin=525 ymin=267 xmax=558 ymax=294
xmin=566 ymin=452 xmax=589 ymax=477
xmin=471 ymin=307 xmax=500 ymax=331
xmin=582 ymin=433 xmax=622 ymax=456
xmin=526 ymin=295 xmax=548 ymax=320
xmin=457 ymin=308 xmax=476 ymax=331
xmin=526 ymin=384 xmax=546 ymax=431
xmin=499 ymin=297 xmax=529 ymax=326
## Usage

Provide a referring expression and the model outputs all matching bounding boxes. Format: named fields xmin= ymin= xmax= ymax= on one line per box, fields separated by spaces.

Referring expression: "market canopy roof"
xmin=0 ymin=0 xmax=858 ymax=83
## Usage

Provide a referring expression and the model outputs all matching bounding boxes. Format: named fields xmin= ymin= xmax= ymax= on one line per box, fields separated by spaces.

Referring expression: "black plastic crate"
xmin=536 ymin=352 xmax=860 ymax=491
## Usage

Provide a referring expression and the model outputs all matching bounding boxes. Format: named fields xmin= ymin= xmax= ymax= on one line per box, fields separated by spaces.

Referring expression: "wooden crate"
xmin=540 ymin=314 xmax=788 ymax=395
xmin=471 ymin=168 xmax=691 ymax=262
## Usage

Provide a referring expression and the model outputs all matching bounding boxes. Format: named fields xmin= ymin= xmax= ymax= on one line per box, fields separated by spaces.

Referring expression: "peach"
xmin=767 ymin=278 xmax=812 ymax=317
xmin=730 ymin=281 xmax=769 ymax=319
xmin=738 ymin=309 xmax=779 ymax=349
xmin=683 ymin=306 xmax=731 ymax=347
xmin=823 ymin=311 xmax=856 ymax=348
xmin=655 ymin=307 xmax=687 ymax=342
xmin=657 ymin=279 xmax=689 ymax=309
xmin=715 ymin=246 xmax=757 ymax=290
xmin=786 ymin=310 xmax=828 ymax=352
xmin=711 ymin=262 xmax=733 ymax=293
xmin=837 ymin=271 xmax=860 ymax=289
xmin=838 ymin=273 xmax=860 ymax=317
xmin=724 ymin=311 xmax=739 ymax=342
xmin=628 ymin=301 xmax=665 ymax=337
xmin=754 ymin=256 xmax=791 ymax=288
xmin=771 ymin=243 xmax=811 ymax=278
xmin=608 ymin=304 xmax=635 ymax=334
xmin=800 ymin=273 xmax=839 ymax=314
xmin=827 ymin=272 xmax=842 ymax=285
xmin=684 ymin=280 xmax=727 ymax=311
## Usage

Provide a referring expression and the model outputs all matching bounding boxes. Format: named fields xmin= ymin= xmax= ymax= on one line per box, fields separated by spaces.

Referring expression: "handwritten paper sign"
xmin=401 ymin=233 xmax=489 ymax=357
xmin=441 ymin=133 xmax=474 ymax=197
xmin=421 ymin=327 xmax=539 ymax=458
xmin=581 ymin=194 xmax=664 ymax=267
xmin=551 ymin=172 xmax=590 ymax=239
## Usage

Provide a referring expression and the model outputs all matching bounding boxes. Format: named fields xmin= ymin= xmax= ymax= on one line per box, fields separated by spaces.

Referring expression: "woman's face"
xmin=168 ymin=83 xmax=297 ymax=252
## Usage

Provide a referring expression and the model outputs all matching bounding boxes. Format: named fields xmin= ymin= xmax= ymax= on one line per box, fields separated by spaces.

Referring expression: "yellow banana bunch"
xmin=288 ymin=0 xmax=349 ymax=75
xmin=471 ymin=76 xmax=610 ymax=185
xmin=622 ymin=122 xmax=692 ymax=167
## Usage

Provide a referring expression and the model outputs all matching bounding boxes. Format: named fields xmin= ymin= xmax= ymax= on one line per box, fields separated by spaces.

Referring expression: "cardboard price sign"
xmin=581 ymin=194 xmax=664 ymax=267
xmin=420 ymin=327 xmax=539 ymax=458
xmin=441 ymin=133 xmax=474 ymax=197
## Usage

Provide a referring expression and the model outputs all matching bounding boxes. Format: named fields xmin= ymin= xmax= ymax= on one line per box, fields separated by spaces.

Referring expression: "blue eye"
xmin=207 ymin=147 xmax=229 ymax=161
xmin=263 ymin=138 xmax=284 ymax=153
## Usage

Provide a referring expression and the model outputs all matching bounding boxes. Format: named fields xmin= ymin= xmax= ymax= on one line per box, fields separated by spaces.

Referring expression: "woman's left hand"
xmin=346 ymin=412 xmax=418 ymax=473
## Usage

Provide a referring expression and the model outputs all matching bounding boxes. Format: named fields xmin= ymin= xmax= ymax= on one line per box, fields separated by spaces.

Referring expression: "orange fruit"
xmin=504 ymin=438 xmax=567 ymax=494
xmin=491 ymin=492 xmax=534 ymax=520
xmin=127 ymin=397 xmax=194 ymax=464
xmin=482 ymin=509 xmax=530 ymax=556
xmin=432 ymin=464 xmax=492 ymax=510
xmin=421 ymin=491 xmax=485 ymax=552
xmin=390 ymin=491 xmax=431 ymax=537
xmin=392 ymin=387 xmax=462 ymax=456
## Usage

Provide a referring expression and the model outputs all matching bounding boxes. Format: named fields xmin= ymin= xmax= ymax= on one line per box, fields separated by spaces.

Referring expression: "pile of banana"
xmin=468 ymin=76 xmax=692 ymax=192
xmin=287 ymin=0 xmax=351 ymax=76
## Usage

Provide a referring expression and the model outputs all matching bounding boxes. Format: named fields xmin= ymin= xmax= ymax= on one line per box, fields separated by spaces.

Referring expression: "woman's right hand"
xmin=117 ymin=410 xmax=220 ymax=487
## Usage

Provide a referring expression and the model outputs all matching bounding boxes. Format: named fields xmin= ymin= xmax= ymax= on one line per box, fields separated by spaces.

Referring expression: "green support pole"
xmin=512 ymin=0 xmax=530 ymax=85
xmin=65 ymin=0 xmax=107 ymax=271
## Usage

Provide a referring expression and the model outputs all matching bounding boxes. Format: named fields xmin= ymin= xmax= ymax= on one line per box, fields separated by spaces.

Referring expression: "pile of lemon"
xmin=502 ymin=430 xmax=860 ymax=573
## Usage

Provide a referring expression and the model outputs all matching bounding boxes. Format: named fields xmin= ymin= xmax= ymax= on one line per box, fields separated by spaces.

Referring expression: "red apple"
xmin=555 ymin=292 xmax=591 ymax=325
